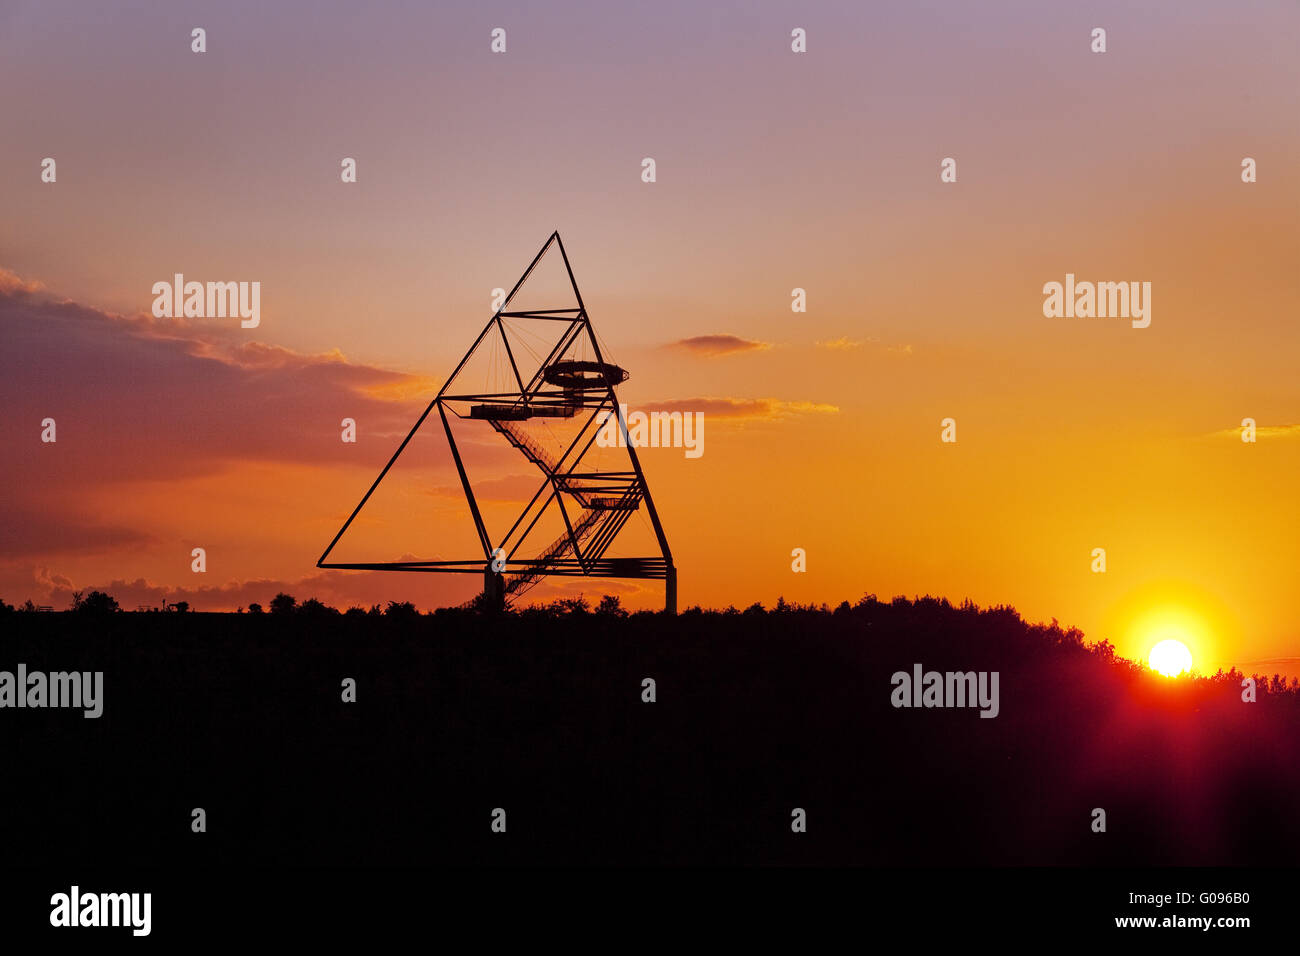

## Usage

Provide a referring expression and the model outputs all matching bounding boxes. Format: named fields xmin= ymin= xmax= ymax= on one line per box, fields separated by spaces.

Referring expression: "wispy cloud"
xmin=1205 ymin=423 xmax=1300 ymax=440
xmin=671 ymin=334 xmax=772 ymax=356
xmin=816 ymin=336 xmax=912 ymax=355
xmin=816 ymin=336 xmax=864 ymax=351
xmin=644 ymin=397 xmax=838 ymax=420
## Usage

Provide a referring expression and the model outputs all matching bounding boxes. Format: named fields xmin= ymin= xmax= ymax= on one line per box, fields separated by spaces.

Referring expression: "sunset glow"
xmin=1149 ymin=639 xmax=1194 ymax=678
xmin=0 ymin=2 xmax=1296 ymax=681
xmin=5 ymin=2 xmax=1300 ymax=933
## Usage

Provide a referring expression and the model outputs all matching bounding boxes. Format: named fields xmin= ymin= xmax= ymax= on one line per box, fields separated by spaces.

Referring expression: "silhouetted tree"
xmin=550 ymin=596 xmax=589 ymax=616
xmin=172 ymin=600 xmax=190 ymax=613
xmin=468 ymin=590 xmax=505 ymax=613
xmin=596 ymin=595 xmax=627 ymax=618
xmin=247 ymin=602 xmax=264 ymax=614
xmin=384 ymin=600 xmax=419 ymax=619
xmin=74 ymin=591 xmax=120 ymax=614
xmin=299 ymin=597 xmax=337 ymax=617
xmin=269 ymin=593 xmax=297 ymax=615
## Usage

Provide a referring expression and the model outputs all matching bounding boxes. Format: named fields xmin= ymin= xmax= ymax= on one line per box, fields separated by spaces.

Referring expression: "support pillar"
xmin=483 ymin=566 xmax=505 ymax=612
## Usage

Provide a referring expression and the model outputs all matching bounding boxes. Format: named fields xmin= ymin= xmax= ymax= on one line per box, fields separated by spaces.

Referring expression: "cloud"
xmin=0 ymin=278 xmax=432 ymax=486
xmin=816 ymin=336 xmax=864 ymax=351
xmin=816 ymin=336 xmax=912 ymax=355
xmin=4 ymin=567 xmax=476 ymax=613
xmin=0 ymin=515 xmax=153 ymax=559
xmin=1205 ymin=423 xmax=1300 ymax=440
xmin=641 ymin=397 xmax=838 ymax=420
xmin=0 ymin=268 xmax=44 ymax=296
xmin=671 ymin=334 xmax=772 ymax=356
xmin=0 ymin=275 xmax=455 ymax=564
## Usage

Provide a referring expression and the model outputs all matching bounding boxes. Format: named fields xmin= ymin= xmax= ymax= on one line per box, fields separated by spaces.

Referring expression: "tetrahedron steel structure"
xmin=317 ymin=232 xmax=676 ymax=612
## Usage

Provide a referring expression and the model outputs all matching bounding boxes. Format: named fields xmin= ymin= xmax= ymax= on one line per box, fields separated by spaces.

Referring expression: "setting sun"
xmin=1110 ymin=590 xmax=1228 ymax=679
xmin=1149 ymin=639 xmax=1194 ymax=677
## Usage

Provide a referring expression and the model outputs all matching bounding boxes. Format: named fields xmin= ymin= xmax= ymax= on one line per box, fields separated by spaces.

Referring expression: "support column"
xmin=482 ymin=566 xmax=505 ymax=612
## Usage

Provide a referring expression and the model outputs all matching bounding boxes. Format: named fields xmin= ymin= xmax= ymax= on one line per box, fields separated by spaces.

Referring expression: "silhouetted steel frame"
xmin=316 ymin=232 xmax=676 ymax=606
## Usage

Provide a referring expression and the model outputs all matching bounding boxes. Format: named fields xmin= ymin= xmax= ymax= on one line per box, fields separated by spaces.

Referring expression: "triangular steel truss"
xmin=317 ymin=232 xmax=677 ymax=611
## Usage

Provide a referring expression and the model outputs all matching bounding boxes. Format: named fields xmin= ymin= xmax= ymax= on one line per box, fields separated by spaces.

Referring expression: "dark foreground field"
xmin=4 ymin=596 xmax=1298 ymax=867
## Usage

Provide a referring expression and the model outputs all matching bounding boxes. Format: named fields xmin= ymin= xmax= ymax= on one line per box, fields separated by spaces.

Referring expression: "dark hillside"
xmin=4 ymin=596 xmax=1297 ymax=866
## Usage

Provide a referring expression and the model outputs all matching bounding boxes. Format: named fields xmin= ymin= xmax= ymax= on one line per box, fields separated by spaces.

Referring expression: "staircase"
xmin=508 ymin=486 xmax=643 ymax=595
xmin=460 ymin=416 xmax=644 ymax=608
xmin=488 ymin=418 xmax=591 ymax=504
xmin=502 ymin=506 xmax=605 ymax=599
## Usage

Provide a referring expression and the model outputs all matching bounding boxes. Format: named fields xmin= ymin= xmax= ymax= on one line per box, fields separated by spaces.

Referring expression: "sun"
xmin=1149 ymin=639 xmax=1193 ymax=677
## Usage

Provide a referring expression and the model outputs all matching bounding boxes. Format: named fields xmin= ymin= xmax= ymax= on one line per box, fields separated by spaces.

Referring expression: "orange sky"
xmin=2 ymin=0 xmax=1297 ymax=677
